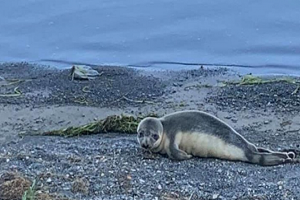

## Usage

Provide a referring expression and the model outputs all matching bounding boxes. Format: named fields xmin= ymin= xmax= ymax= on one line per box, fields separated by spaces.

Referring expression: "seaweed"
xmin=223 ymin=74 xmax=298 ymax=86
xmin=40 ymin=113 xmax=159 ymax=137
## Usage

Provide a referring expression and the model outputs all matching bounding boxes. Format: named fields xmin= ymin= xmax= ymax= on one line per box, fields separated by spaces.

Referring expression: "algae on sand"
xmin=41 ymin=114 xmax=159 ymax=137
xmin=224 ymin=74 xmax=298 ymax=86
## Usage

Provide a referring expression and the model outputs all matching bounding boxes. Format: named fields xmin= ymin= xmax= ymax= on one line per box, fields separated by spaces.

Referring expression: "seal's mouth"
xmin=139 ymin=137 xmax=155 ymax=151
xmin=141 ymin=143 xmax=151 ymax=149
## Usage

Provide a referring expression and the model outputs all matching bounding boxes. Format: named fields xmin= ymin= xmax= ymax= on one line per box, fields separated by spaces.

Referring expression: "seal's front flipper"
xmin=169 ymin=144 xmax=192 ymax=160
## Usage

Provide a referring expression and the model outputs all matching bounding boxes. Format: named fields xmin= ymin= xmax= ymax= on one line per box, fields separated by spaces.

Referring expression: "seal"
xmin=136 ymin=110 xmax=296 ymax=166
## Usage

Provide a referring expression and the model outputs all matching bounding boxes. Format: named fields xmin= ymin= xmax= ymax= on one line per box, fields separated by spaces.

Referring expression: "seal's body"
xmin=137 ymin=110 xmax=295 ymax=166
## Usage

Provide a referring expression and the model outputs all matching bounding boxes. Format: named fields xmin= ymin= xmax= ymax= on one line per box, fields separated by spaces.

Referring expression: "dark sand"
xmin=1 ymin=62 xmax=300 ymax=200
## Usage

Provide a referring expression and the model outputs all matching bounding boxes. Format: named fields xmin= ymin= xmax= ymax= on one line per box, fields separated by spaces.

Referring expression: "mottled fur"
xmin=137 ymin=110 xmax=295 ymax=166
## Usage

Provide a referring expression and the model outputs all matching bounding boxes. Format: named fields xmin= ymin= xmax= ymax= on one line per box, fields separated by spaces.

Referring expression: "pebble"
xmin=212 ymin=193 xmax=219 ymax=199
xmin=32 ymin=127 xmax=39 ymax=131
xmin=157 ymin=184 xmax=162 ymax=190
xmin=139 ymin=179 xmax=145 ymax=184
xmin=231 ymin=118 xmax=238 ymax=123
xmin=46 ymin=178 xmax=52 ymax=183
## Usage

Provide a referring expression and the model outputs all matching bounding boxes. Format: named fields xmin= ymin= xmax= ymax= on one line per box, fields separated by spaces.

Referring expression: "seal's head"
xmin=137 ymin=117 xmax=163 ymax=150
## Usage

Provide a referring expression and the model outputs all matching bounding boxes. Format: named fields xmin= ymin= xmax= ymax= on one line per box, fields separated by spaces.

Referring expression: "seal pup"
xmin=136 ymin=110 xmax=296 ymax=166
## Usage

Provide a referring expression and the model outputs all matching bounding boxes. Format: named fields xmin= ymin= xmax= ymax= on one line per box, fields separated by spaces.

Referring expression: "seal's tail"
xmin=249 ymin=151 xmax=294 ymax=166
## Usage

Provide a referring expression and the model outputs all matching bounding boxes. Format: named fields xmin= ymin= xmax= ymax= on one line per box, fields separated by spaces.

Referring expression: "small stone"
xmin=212 ymin=193 xmax=219 ymax=199
xmin=231 ymin=118 xmax=238 ymax=123
xmin=35 ymin=119 xmax=43 ymax=123
xmin=46 ymin=178 xmax=52 ymax=183
xmin=139 ymin=179 xmax=145 ymax=184
xmin=277 ymin=181 xmax=283 ymax=185
xmin=157 ymin=184 xmax=162 ymax=190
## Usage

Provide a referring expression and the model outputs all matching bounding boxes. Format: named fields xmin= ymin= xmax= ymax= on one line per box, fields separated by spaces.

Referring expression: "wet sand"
xmin=1 ymin=62 xmax=300 ymax=200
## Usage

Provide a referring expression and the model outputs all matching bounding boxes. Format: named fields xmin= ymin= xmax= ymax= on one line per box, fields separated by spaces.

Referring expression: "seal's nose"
xmin=142 ymin=144 xmax=149 ymax=149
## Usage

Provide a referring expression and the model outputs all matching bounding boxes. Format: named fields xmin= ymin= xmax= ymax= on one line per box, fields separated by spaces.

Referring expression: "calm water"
xmin=1 ymin=0 xmax=300 ymax=75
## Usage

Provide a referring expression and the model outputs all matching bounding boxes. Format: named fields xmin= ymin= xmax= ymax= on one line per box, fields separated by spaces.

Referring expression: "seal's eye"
xmin=139 ymin=131 xmax=144 ymax=137
xmin=152 ymin=134 xmax=159 ymax=140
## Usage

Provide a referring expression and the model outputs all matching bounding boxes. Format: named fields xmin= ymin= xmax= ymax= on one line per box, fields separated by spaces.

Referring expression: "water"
xmin=1 ymin=0 xmax=300 ymax=75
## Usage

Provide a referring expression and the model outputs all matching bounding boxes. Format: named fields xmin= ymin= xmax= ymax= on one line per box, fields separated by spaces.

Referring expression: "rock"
xmin=157 ymin=184 xmax=162 ymax=190
xmin=231 ymin=118 xmax=238 ymax=123
xmin=212 ymin=193 xmax=219 ymax=199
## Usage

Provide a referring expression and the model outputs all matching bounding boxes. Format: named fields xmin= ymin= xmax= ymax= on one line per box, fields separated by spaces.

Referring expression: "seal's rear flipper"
xmin=249 ymin=151 xmax=293 ymax=166
xmin=281 ymin=148 xmax=300 ymax=158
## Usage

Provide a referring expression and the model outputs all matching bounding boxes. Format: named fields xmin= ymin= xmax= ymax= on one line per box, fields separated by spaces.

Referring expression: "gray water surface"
xmin=1 ymin=0 xmax=300 ymax=75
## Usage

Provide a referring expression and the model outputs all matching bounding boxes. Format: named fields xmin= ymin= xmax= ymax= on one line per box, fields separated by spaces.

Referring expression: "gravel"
xmin=1 ymin=62 xmax=300 ymax=200
xmin=1 ymin=134 xmax=300 ymax=200
xmin=207 ymin=81 xmax=300 ymax=114
xmin=0 ymin=62 xmax=165 ymax=108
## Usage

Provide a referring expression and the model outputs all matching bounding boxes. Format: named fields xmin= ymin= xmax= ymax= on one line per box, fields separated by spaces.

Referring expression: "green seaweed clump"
xmin=224 ymin=74 xmax=298 ymax=86
xmin=42 ymin=114 xmax=159 ymax=137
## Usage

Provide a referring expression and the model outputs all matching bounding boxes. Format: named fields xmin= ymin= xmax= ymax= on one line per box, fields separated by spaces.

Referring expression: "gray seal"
xmin=136 ymin=110 xmax=295 ymax=166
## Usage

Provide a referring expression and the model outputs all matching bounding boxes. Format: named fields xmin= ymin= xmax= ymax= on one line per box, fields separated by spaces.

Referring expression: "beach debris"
xmin=292 ymin=85 xmax=300 ymax=95
xmin=82 ymin=86 xmax=91 ymax=93
xmin=0 ymin=172 xmax=32 ymax=200
xmin=40 ymin=113 xmax=159 ymax=137
xmin=0 ymin=76 xmax=6 ymax=85
xmin=70 ymin=65 xmax=102 ymax=81
xmin=0 ymin=77 xmax=23 ymax=87
xmin=71 ymin=178 xmax=90 ymax=194
xmin=0 ymin=86 xmax=22 ymax=97
xmin=111 ymin=95 xmax=155 ymax=105
xmin=0 ymin=76 xmax=28 ymax=97
xmin=22 ymin=179 xmax=36 ymax=200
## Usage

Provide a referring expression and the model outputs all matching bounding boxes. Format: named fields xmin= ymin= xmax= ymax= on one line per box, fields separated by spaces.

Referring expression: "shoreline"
xmin=1 ymin=62 xmax=300 ymax=200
